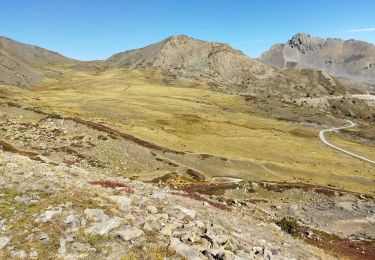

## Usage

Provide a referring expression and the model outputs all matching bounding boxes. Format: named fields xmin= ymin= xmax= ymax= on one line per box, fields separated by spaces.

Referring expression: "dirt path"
xmin=319 ymin=120 xmax=375 ymax=164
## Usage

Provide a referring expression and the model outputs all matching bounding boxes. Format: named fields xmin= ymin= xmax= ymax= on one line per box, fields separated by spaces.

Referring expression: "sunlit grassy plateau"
xmin=1 ymin=64 xmax=374 ymax=194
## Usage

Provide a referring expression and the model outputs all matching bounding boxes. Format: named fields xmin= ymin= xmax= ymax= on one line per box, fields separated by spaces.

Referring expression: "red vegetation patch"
xmin=186 ymin=168 xmax=206 ymax=181
xmin=299 ymin=226 xmax=375 ymax=260
xmin=199 ymin=154 xmax=212 ymax=160
xmin=170 ymin=182 xmax=243 ymax=211
xmin=242 ymin=95 xmax=257 ymax=102
xmin=263 ymin=181 xmax=362 ymax=196
xmin=244 ymin=198 xmax=268 ymax=204
xmin=0 ymin=139 xmax=43 ymax=162
xmin=67 ymin=117 xmax=185 ymax=155
xmin=182 ymin=182 xmax=240 ymax=196
xmin=88 ymin=180 xmax=134 ymax=193
xmin=172 ymin=191 xmax=230 ymax=211
xmin=6 ymin=101 xmax=22 ymax=108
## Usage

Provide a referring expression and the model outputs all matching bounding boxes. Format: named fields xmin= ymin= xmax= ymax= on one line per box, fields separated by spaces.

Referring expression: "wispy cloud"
xmin=340 ymin=27 xmax=375 ymax=33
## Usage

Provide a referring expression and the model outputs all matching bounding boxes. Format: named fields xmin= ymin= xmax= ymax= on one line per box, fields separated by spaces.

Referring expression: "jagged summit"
xmin=259 ymin=33 xmax=375 ymax=89
xmin=288 ymin=33 xmax=327 ymax=53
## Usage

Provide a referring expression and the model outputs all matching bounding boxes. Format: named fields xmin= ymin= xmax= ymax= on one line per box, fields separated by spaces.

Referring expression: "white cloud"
xmin=341 ymin=27 xmax=375 ymax=33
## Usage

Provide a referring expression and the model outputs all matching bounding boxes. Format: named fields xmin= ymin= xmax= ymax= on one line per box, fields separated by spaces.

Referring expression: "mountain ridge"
xmin=259 ymin=33 xmax=375 ymax=90
xmin=0 ymin=36 xmax=74 ymax=88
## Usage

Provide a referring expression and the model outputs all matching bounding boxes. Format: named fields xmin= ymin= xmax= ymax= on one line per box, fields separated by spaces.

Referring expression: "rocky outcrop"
xmin=105 ymin=35 xmax=294 ymax=93
xmin=259 ymin=33 xmax=375 ymax=90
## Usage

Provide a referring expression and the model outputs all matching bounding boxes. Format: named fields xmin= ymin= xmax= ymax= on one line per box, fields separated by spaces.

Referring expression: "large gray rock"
xmin=85 ymin=217 xmax=124 ymax=236
xmin=11 ymin=250 xmax=27 ymax=259
xmin=65 ymin=214 xmax=81 ymax=228
xmin=109 ymin=196 xmax=132 ymax=211
xmin=114 ymin=226 xmax=144 ymax=241
xmin=169 ymin=237 xmax=202 ymax=260
xmin=0 ymin=236 xmax=10 ymax=249
xmin=175 ymin=206 xmax=196 ymax=218
xmin=35 ymin=208 xmax=62 ymax=223
xmin=84 ymin=208 xmax=109 ymax=222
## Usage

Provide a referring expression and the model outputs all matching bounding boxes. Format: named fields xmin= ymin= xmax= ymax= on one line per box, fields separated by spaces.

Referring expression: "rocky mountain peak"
xmin=259 ymin=33 xmax=375 ymax=90
xmin=288 ymin=32 xmax=327 ymax=53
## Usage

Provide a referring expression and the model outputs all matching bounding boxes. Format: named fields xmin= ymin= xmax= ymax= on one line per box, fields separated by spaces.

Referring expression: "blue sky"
xmin=1 ymin=0 xmax=374 ymax=60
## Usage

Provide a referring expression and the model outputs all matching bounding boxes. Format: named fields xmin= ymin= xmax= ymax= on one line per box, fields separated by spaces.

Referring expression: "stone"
xmin=35 ymin=208 xmax=62 ymax=223
xmin=84 ymin=208 xmax=109 ymax=222
xmin=39 ymin=232 xmax=50 ymax=241
xmin=288 ymin=205 xmax=298 ymax=212
xmin=271 ymin=205 xmax=281 ymax=210
xmin=85 ymin=217 xmax=124 ymax=236
xmin=146 ymin=205 xmax=158 ymax=214
xmin=0 ymin=218 xmax=6 ymax=231
xmin=203 ymin=249 xmax=235 ymax=260
xmin=0 ymin=236 xmax=11 ymax=249
xmin=251 ymin=182 xmax=259 ymax=190
xmin=336 ymin=201 xmax=354 ymax=212
xmin=306 ymin=230 xmax=314 ymax=239
xmin=109 ymin=196 xmax=132 ymax=211
xmin=29 ymin=250 xmax=38 ymax=258
xmin=169 ymin=238 xmax=201 ymax=260
xmin=114 ymin=226 xmax=144 ymax=241
xmin=58 ymin=238 xmax=67 ymax=255
xmin=181 ymin=232 xmax=199 ymax=243
xmin=71 ymin=242 xmax=96 ymax=253
xmin=161 ymin=223 xmax=179 ymax=236
xmin=11 ymin=250 xmax=27 ymax=259
xmin=65 ymin=214 xmax=81 ymax=227
xmin=175 ymin=206 xmax=196 ymax=218
xmin=252 ymin=246 xmax=264 ymax=255
xmin=152 ymin=191 xmax=166 ymax=201
xmin=156 ymin=213 xmax=169 ymax=220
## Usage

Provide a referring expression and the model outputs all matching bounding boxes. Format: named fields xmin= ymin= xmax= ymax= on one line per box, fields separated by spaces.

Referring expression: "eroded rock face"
xmin=259 ymin=33 xmax=375 ymax=90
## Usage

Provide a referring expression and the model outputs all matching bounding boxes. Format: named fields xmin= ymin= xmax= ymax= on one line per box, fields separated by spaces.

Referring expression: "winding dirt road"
xmin=319 ymin=120 xmax=375 ymax=164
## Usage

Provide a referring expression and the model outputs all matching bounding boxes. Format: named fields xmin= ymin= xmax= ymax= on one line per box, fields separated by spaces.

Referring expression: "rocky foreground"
xmin=0 ymin=150 xmax=332 ymax=260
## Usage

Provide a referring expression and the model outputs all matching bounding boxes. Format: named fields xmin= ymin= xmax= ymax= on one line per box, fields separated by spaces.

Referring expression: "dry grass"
xmin=1 ymin=66 xmax=374 ymax=194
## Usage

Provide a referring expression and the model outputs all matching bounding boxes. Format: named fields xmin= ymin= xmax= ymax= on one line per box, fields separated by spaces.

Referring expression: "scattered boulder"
xmin=152 ymin=191 xmax=166 ymax=201
xmin=161 ymin=223 xmax=180 ymax=236
xmin=65 ymin=214 xmax=81 ymax=228
xmin=35 ymin=208 xmax=62 ymax=223
xmin=175 ymin=206 xmax=196 ymax=218
xmin=109 ymin=196 xmax=132 ymax=211
xmin=85 ymin=217 xmax=124 ymax=236
xmin=84 ymin=208 xmax=109 ymax=222
xmin=169 ymin=237 xmax=202 ymax=260
xmin=146 ymin=205 xmax=158 ymax=214
xmin=71 ymin=242 xmax=96 ymax=253
xmin=39 ymin=232 xmax=50 ymax=241
xmin=0 ymin=236 xmax=10 ymax=249
xmin=335 ymin=201 xmax=354 ymax=212
xmin=288 ymin=205 xmax=298 ymax=212
xmin=114 ymin=226 xmax=144 ymax=241
xmin=29 ymin=250 xmax=38 ymax=258
xmin=11 ymin=250 xmax=27 ymax=259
